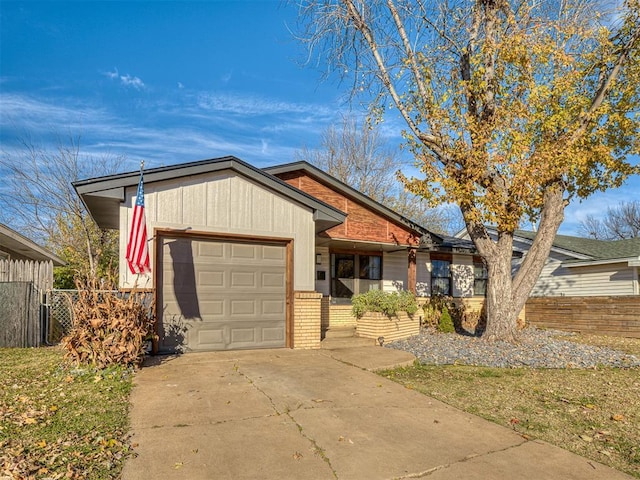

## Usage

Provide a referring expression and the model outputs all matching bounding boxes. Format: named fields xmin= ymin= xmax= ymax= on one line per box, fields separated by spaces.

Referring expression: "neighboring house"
xmin=514 ymin=230 xmax=640 ymax=297
xmin=74 ymin=156 xmax=484 ymax=353
xmin=456 ymin=227 xmax=640 ymax=297
xmin=0 ymin=223 xmax=64 ymax=290
xmin=0 ymin=223 xmax=65 ymax=348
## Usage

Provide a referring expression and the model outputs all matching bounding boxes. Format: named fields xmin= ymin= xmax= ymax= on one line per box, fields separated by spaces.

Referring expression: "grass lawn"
xmin=0 ymin=346 xmax=134 ymax=479
xmin=379 ymin=333 xmax=640 ymax=478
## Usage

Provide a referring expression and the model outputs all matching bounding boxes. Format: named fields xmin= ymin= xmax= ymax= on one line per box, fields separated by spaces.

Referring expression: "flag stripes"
xmin=126 ymin=172 xmax=150 ymax=274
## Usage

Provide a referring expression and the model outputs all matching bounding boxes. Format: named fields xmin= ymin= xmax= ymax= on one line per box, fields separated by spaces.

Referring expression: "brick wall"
xmin=293 ymin=291 xmax=323 ymax=349
xmin=328 ymin=304 xmax=357 ymax=329
xmin=356 ymin=312 xmax=420 ymax=342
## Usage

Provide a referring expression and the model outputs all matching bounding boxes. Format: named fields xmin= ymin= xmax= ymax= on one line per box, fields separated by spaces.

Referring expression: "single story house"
xmin=456 ymin=227 xmax=640 ymax=297
xmin=456 ymin=227 xmax=640 ymax=336
xmin=74 ymin=156 xmax=487 ymax=353
xmin=0 ymin=223 xmax=65 ymax=348
xmin=0 ymin=223 xmax=64 ymax=291
xmin=512 ymin=230 xmax=640 ymax=297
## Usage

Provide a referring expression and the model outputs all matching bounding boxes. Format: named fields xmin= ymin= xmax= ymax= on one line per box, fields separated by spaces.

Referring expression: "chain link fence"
xmin=43 ymin=289 xmax=153 ymax=344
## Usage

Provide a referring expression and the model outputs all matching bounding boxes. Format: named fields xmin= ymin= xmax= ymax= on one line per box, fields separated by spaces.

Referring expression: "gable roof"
xmin=73 ymin=156 xmax=346 ymax=233
xmin=263 ymin=161 xmax=445 ymax=245
xmin=0 ymin=223 xmax=65 ymax=265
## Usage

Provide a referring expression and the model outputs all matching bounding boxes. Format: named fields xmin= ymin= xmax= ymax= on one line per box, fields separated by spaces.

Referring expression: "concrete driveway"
xmin=122 ymin=347 xmax=632 ymax=480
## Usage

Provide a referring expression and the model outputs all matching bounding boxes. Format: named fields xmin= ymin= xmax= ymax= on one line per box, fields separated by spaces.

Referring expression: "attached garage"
xmin=73 ymin=156 xmax=346 ymax=353
xmin=157 ymin=234 xmax=290 ymax=353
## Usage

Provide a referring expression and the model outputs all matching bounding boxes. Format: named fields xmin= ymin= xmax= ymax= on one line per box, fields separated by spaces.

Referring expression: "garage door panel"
xmin=159 ymin=236 xmax=287 ymax=353
xmin=261 ymin=245 xmax=286 ymax=265
xmin=230 ymin=243 xmax=257 ymax=259
xmin=230 ymin=271 xmax=257 ymax=288
xmin=197 ymin=242 xmax=224 ymax=258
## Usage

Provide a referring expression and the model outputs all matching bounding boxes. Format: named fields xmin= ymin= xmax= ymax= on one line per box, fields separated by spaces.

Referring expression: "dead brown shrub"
xmin=62 ymin=279 xmax=155 ymax=368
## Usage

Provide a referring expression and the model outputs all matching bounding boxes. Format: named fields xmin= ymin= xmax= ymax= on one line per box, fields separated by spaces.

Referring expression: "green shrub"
xmin=437 ymin=306 xmax=455 ymax=333
xmin=351 ymin=289 xmax=418 ymax=318
xmin=422 ymin=295 xmax=456 ymax=328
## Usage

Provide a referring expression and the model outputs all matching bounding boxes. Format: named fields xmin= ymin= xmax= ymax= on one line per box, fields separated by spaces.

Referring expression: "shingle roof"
xmin=515 ymin=230 xmax=640 ymax=260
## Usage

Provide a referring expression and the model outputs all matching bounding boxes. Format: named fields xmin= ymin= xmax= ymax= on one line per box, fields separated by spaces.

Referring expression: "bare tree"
xmin=295 ymin=0 xmax=640 ymax=342
xmin=579 ymin=201 xmax=640 ymax=239
xmin=0 ymin=134 xmax=124 ymax=284
xmin=296 ymin=115 xmax=457 ymax=232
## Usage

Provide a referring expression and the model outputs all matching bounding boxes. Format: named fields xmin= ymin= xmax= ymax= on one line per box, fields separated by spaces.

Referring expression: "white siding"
xmin=416 ymin=252 xmax=431 ymax=296
xmin=532 ymin=257 xmax=636 ymax=297
xmin=382 ymin=251 xmax=407 ymax=292
xmin=120 ymin=170 xmax=316 ymax=291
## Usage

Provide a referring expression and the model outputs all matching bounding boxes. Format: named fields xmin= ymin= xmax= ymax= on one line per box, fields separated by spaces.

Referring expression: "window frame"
xmin=473 ymin=256 xmax=488 ymax=297
xmin=430 ymin=253 xmax=452 ymax=297
xmin=330 ymin=251 xmax=383 ymax=301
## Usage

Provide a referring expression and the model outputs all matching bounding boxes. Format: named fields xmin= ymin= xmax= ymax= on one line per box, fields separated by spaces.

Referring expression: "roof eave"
xmin=264 ymin=161 xmax=443 ymax=241
xmin=562 ymin=256 xmax=640 ymax=268
xmin=74 ymin=156 xmax=347 ymax=232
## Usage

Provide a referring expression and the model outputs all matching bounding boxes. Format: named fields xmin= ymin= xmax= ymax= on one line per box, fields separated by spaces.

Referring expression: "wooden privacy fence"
xmin=0 ymin=259 xmax=54 ymax=292
xmin=0 ymin=281 xmax=42 ymax=347
xmin=0 ymin=259 xmax=54 ymax=347
xmin=526 ymin=296 xmax=640 ymax=338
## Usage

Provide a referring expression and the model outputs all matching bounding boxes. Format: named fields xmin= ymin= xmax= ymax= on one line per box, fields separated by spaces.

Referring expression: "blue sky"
xmin=1 ymin=1 xmax=637 ymax=235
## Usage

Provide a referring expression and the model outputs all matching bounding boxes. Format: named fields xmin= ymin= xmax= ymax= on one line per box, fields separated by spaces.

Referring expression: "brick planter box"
xmin=356 ymin=312 xmax=420 ymax=343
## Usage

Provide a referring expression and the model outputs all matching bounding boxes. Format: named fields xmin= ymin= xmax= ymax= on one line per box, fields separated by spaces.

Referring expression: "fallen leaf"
xmin=338 ymin=436 xmax=345 ymax=442
xmin=174 ymin=462 xmax=183 ymax=469
xmin=293 ymin=452 xmax=303 ymax=460
xmin=579 ymin=435 xmax=593 ymax=443
xmin=611 ymin=414 xmax=625 ymax=422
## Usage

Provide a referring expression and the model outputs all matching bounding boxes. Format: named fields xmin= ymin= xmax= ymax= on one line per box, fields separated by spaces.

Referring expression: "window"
xmin=473 ymin=258 xmax=488 ymax=296
xmin=331 ymin=253 xmax=382 ymax=300
xmin=431 ymin=257 xmax=451 ymax=296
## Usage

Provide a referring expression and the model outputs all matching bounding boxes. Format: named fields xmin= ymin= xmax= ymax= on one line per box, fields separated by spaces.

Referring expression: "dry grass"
xmin=0 ymin=347 xmax=133 ymax=479
xmin=380 ymin=334 xmax=640 ymax=478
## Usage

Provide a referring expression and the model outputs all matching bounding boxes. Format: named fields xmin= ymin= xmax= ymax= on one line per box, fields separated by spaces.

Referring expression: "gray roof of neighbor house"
xmin=0 ymin=223 xmax=65 ymax=265
xmin=73 ymin=156 xmax=346 ymax=234
xmin=514 ymin=230 xmax=640 ymax=261
xmin=264 ymin=161 xmax=461 ymax=249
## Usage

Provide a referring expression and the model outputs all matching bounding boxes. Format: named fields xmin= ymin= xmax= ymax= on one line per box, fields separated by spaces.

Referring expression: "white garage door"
xmin=158 ymin=235 xmax=287 ymax=353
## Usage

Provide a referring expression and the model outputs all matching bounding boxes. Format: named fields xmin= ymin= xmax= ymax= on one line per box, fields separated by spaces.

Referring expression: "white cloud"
xmin=120 ymin=74 xmax=145 ymax=89
xmin=103 ymin=69 xmax=145 ymax=90
xmin=177 ymin=82 xmax=184 ymax=89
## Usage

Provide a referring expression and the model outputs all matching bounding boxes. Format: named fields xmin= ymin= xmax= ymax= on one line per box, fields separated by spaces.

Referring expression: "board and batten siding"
xmin=531 ymin=254 xmax=636 ymax=297
xmin=119 ymin=170 xmax=316 ymax=291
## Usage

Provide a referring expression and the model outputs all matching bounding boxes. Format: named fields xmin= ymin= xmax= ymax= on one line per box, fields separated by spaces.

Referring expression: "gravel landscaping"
xmin=386 ymin=327 xmax=640 ymax=368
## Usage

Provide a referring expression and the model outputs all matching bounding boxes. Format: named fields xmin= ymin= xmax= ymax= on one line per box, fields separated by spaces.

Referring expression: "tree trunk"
xmin=482 ymin=241 xmax=519 ymax=343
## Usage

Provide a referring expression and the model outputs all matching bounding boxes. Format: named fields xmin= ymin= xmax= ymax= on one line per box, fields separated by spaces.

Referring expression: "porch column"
xmin=408 ymin=247 xmax=417 ymax=294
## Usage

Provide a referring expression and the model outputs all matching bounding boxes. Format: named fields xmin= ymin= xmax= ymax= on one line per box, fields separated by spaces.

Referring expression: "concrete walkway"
xmin=122 ymin=346 xmax=632 ymax=479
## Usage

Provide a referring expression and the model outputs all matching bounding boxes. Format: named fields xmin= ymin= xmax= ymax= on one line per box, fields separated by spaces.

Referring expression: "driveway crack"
xmin=237 ymin=364 xmax=339 ymax=479
xmin=390 ymin=439 xmax=530 ymax=479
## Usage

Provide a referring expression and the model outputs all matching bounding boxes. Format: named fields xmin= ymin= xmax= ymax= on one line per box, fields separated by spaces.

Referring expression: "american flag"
xmin=126 ymin=171 xmax=150 ymax=274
